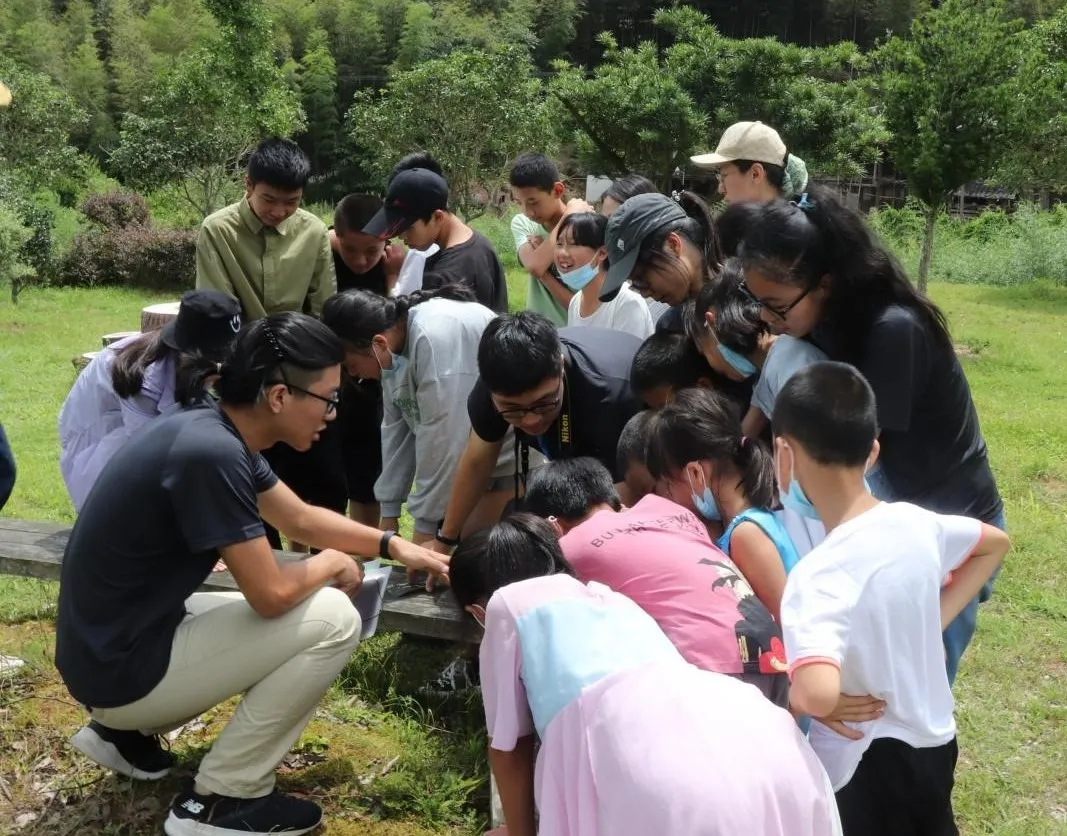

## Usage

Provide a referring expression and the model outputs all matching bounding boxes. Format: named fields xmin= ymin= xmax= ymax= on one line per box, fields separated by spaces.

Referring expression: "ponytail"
xmin=645 ymin=387 xmax=778 ymax=510
xmin=322 ymin=283 xmax=476 ymax=348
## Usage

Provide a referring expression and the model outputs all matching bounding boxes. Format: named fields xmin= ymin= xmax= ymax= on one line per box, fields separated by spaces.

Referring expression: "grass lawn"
xmin=0 ymin=280 xmax=1065 ymax=834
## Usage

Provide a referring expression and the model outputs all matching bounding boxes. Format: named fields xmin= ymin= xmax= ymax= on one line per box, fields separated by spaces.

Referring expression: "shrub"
xmin=0 ymin=203 xmax=37 ymax=303
xmin=57 ymin=224 xmax=196 ymax=292
xmin=79 ymin=190 xmax=150 ymax=230
xmin=0 ymin=176 xmax=57 ymax=282
xmin=57 ymin=190 xmax=195 ymax=292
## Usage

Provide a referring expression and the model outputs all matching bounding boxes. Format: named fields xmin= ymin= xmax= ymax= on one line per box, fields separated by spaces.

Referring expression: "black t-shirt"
xmin=814 ymin=304 xmax=1002 ymax=522
xmin=55 ymin=401 xmax=278 ymax=708
xmin=332 ymin=245 xmax=389 ymax=296
xmin=423 ymin=231 xmax=508 ymax=312
xmin=467 ymin=327 xmax=644 ymax=479
xmin=654 ymin=304 xmax=685 ymax=334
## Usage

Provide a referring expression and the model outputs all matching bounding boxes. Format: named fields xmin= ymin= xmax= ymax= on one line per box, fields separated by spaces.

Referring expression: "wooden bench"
xmin=0 ymin=518 xmax=480 ymax=644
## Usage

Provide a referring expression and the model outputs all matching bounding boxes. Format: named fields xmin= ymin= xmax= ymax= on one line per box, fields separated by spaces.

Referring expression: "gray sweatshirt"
xmin=375 ymin=297 xmax=521 ymax=534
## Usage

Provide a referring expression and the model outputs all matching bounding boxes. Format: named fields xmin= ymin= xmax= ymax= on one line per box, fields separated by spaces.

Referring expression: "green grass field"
xmin=1 ymin=279 xmax=1066 ymax=834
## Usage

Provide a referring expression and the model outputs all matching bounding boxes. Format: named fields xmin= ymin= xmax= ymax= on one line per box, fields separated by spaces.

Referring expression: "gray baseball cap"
xmin=602 ymin=193 xmax=687 ymax=301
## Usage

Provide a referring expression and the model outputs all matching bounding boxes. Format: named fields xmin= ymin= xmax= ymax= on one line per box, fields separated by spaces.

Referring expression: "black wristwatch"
xmin=435 ymin=527 xmax=460 ymax=548
xmin=379 ymin=530 xmax=396 ymax=560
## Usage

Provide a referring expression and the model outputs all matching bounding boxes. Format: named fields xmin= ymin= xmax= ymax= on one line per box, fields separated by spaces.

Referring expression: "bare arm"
xmin=258 ymin=481 xmax=449 ymax=580
xmin=219 ymin=537 xmax=362 ymax=619
xmin=432 ymin=432 xmax=504 ymax=547
xmin=489 ymin=737 xmax=537 ymax=836
xmin=941 ymin=523 xmax=1010 ymax=629
xmin=789 ymin=661 xmax=842 ymax=720
xmin=729 ymin=521 xmax=788 ymax=622
xmin=741 ymin=405 xmax=769 ymax=440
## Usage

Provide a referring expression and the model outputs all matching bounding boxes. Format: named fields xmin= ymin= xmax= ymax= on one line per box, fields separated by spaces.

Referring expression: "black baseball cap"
xmin=602 ymin=193 xmax=687 ymax=302
xmin=161 ymin=290 xmax=243 ymax=361
xmin=363 ymin=168 xmax=450 ymax=239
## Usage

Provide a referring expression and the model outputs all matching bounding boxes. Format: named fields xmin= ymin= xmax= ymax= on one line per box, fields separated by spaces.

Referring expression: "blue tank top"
xmin=717 ymin=507 xmax=801 ymax=575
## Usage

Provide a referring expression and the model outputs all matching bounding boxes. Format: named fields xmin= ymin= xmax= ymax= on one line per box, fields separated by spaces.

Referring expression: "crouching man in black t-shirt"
xmin=55 ymin=313 xmax=448 ymax=836
xmin=428 ymin=312 xmax=643 ymax=555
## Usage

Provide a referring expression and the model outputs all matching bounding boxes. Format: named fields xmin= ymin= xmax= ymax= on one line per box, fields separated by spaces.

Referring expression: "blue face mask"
xmin=716 ymin=341 xmax=758 ymax=379
xmin=686 ymin=468 xmax=722 ymax=522
xmin=559 ymin=260 xmax=600 ymax=292
xmin=374 ymin=345 xmax=408 ymax=381
xmin=777 ymin=446 xmax=821 ymax=521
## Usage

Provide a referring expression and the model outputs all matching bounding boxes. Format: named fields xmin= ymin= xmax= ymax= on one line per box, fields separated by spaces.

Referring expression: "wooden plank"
xmin=0 ymin=519 xmax=479 ymax=643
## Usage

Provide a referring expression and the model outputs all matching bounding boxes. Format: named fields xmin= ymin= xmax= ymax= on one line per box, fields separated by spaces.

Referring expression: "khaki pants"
xmin=93 ymin=587 xmax=361 ymax=798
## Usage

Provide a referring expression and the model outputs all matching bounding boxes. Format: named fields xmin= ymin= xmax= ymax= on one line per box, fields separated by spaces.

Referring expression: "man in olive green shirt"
xmin=196 ymin=137 xmax=336 ymax=320
xmin=196 ymin=137 xmax=343 ymax=547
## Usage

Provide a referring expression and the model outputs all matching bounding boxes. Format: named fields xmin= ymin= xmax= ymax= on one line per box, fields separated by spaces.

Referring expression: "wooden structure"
xmin=140 ymin=302 xmax=181 ymax=333
xmin=0 ymin=518 xmax=480 ymax=644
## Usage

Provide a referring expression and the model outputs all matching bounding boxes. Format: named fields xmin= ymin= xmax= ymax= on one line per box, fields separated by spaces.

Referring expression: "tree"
xmin=111 ymin=0 xmax=304 ymax=218
xmin=658 ymin=6 xmax=887 ymax=180
xmin=298 ymin=29 xmax=341 ymax=176
xmin=547 ymin=33 xmax=707 ymax=188
xmin=995 ymin=8 xmax=1067 ymax=196
xmin=0 ymin=202 xmax=37 ymax=304
xmin=348 ymin=47 xmax=554 ymax=219
xmin=392 ymin=2 xmax=437 ymax=71
xmin=65 ymin=35 xmax=116 ymax=155
xmin=0 ymin=60 xmax=89 ymax=193
xmin=876 ymin=0 xmax=1026 ymax=290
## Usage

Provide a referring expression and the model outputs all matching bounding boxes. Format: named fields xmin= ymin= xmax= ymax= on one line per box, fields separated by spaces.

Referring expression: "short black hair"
xmin=525 ymin=458 xmax=622 ymax=521
xmin=478 ymin=312 xmax=562 ymax=396
xmin=690 ymin=259 xmax=765 ymax=355
xmin=616 ymin=410 xmax=653 ymax=475
xmin=247 ymin=137 xmax=311 ymax=191
xmin=630 ymin=331 xmax=713 ymax=395
xmin=390 ymin=151 xmax=443 ymax=182
xmin=557 ymin=212 xmax=606 ymax=249
xmin=509 ymin=152 xmax=560 ymax=192
xmin=773 ymin=361 xmax=877 ymax=467
xmin=215 ymin=312 xmax=344 ymax=406
xmin=450 ymin=514 xmax=576 ymax=609
xmin=602 ymin=174 xmax=657 ymax=207
xmin=334 ymin=194 xmax=383 ymax=235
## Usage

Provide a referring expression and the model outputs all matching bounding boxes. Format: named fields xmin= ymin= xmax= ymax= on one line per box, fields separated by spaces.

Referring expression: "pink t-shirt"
xmin=560 ymin=494 xmax=787 ymax=676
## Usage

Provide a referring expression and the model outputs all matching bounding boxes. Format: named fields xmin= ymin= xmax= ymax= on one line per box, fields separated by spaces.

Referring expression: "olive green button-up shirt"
xmin=195 ymin=198 xmax=336 ymax=320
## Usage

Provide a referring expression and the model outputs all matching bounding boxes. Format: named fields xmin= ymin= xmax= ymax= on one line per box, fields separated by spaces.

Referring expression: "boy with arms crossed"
xmin=776 ymin=362 xmax=1009 ymax=835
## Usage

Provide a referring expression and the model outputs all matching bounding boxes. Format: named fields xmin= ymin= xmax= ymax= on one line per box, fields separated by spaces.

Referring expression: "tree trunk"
xmin=917 ymin=204 xmax=937 ymax=294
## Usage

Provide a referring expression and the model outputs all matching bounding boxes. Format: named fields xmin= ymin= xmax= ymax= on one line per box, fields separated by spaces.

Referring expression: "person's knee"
xmin=303 ymin=586 xmax=362 ymax=646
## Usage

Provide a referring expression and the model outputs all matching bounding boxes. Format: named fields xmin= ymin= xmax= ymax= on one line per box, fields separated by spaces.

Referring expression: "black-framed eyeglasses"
xmin=740 ymin=282 xmax=814 ymax=321
xmin=266 ymin=375 xmax=340 ymax=415
xmin=495 ymin=376 xmax=565 ymax=421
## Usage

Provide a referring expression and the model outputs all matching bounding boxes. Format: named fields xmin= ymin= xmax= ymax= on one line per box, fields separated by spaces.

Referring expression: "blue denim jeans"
xmin=866 ymin=466 xmax=1005 ymax=685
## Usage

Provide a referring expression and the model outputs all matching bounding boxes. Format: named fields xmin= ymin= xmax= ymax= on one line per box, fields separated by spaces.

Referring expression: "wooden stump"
xmin=101 ymin=331 xmax=140 ymax=348
xmin=140 ymin=302 xmax=181 ymax=333
xmin=72 ymin=351 xmax=101 ymax=375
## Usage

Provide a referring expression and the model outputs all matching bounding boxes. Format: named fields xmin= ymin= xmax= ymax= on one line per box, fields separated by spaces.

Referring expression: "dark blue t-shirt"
xmin=56 ymin=400 xmax=277 ymax=708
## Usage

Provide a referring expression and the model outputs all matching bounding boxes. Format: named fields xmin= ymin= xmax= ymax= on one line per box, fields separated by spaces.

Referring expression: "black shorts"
xmin=835 ymin=737 xmax=958 ymax=836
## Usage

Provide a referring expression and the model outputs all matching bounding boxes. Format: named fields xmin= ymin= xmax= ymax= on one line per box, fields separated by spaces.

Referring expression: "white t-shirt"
xmin=780 ymin=501 xmax=982 ymax=790
xmin=567 ymin=283 xmax=654 ymax=339
xmin=391 ymin=244 xmax=440 ymax=297
xmin=752 ymin=335 xmax=827 ymax=418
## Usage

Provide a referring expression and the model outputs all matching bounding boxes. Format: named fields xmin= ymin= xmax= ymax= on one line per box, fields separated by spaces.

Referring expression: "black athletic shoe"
xmin=70 ymin=720 xmax=176 ymax=780
xmin=164 ymin=785 xmax=323 ymax=836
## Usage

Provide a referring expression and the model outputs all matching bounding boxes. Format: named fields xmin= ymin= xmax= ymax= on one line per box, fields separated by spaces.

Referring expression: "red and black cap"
xmin=362 ymin=168 xmax=450 ymax=240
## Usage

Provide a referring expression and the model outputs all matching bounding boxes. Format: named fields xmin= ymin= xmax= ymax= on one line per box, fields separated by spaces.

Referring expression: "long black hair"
xmin=450 ymin=514 xmax=576 ymax=609
xmin=111 ymin=332 xmax=219 ymax=407
xmin=634 ymin=191 xmax=723 ymax=291
xmin=214 ymin=312 xmax=344 ymax=406
xmin=724 ymin=186 xmax=951 ymax=363
xmin=321 ymin=283 xmax=476 ymax=349
xmin=690 ymin=258 xmax=766 ymax=355
xmin=645 ymin=387 xmax=777 ymax=509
